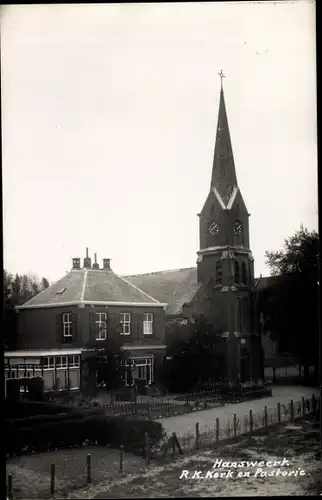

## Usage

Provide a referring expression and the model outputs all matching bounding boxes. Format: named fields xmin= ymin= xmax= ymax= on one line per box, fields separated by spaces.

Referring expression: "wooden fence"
xmin=6 ymin=393 xmax=319 ymax=499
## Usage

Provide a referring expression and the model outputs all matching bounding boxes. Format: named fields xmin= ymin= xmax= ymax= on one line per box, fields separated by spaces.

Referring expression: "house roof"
xmin=124 ymin=267 xmax=200 ymax=316
xmin=253 ymin=275 xmax=281 ymax=291
xmin=18 ymin=268 xmax=164 ymax=309
xmin=18 ymin=259 xmax=275 ymax=314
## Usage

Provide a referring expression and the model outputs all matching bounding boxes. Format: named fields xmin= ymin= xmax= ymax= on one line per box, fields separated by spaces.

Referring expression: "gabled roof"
xmin=124 ymin=267 xmax=200 ymax=316
xmin=18 ymin=268 xmax=164 ymax=309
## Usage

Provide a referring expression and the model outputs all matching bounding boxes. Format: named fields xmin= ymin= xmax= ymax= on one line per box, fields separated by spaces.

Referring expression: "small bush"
xmin=103 ymin=417 xmax=163 ymax=455
xmin=5 ymin=413 xmax=109 ymax=456
xmin=4 ymin=399 xmax=75 ymax=418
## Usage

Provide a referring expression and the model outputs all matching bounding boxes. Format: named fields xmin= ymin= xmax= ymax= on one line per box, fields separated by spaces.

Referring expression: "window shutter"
xmin=105 ymin=312 xmax=109 ymax=339
xmin=108 ymin=312 xmax=116 ymax=336
xmin=56 ymin=312 xmax=63 ymax=343
xmin=136 ymin=312 xmax=141 ymax=340
xmin=71 ymin=312 xmax=77 ymax=342
xmin=90 ymin=311 xmax=97 ymax=342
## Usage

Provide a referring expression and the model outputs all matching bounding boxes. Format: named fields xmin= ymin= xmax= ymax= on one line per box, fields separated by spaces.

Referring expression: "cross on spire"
xmin=218 ymin=70 xmax=226 ymax=89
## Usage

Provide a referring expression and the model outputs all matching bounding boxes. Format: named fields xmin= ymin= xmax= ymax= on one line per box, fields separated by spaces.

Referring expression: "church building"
xmin=6 ymin=73 xmax=264 ymax=391
xmin=126 ymin=72 xmax=262 ymax=382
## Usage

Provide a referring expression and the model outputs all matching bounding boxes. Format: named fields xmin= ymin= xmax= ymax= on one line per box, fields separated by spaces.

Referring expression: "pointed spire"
xmin=210 ymin=71 xmax=238 ymax=206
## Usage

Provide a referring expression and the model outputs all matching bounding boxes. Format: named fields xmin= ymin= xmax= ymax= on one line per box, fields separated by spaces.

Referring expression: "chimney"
xmin=83 ymin=247 xmax=92 ymax=268
xmin=92 ymin=253 xmax=100 ymax=270
xmin=103 ymin=258 xmax=111 ymax=270
xmin=72 ymin=258 xmax=81 ymax=270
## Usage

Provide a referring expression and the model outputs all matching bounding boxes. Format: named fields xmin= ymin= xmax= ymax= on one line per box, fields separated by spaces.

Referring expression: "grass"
xmin=6 ymin=447 xmax=147 ymax=499
xmin=6 ymin=411 xmax=321 ymax=498
xmin=69 ymin=415 xmax=321 ymax=498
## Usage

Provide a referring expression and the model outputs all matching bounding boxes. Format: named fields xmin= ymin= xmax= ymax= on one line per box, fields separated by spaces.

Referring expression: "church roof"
xmin=210 ymin=73 xmax=238 ymax=206
xmin=124 ymin=267 xmax=200 ymax=316
xmin=17 ymin=268 xmax=164 ymax=309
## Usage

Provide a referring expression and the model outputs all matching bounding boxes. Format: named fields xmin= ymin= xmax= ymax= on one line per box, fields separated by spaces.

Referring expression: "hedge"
xmin=5 ymin=413 xmax=164 ymax=457
xmin=5 ymin=407 xmax=105 ymax=429
xmin=102 ymin=416 xmax=163 ymax=455
xmin=5 ymin=414 xmax=108 ymax=456
xmin=4 ymin=399 xmax=75 ymax=418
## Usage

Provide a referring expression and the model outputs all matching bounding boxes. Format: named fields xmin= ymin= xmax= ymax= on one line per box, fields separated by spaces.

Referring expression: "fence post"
xmin=171 ymin=433 xmax=176 ymax=456
xmin=290 ymin=400 xmax=294 ymax=421
xmin=264 ymin=406 xmax=268 ymax=428
xmin=144 ymin=433 xmax=150 ymax=467
xmin=216 ymin=418 xmax=220 ymax=443
xmin=86 ymin=454 xmax=92 ymax=483
xmin=277 ymin=402 xmax=281 ymax=424
xmin=50 ymin=463 xmax=55 ymax=496
xmin=173 ymin=432 xmax=184 ymax=455
xmin=119 ymin=445 xmax=124 ymax=473
xmin=233 ymin=413 xmax=237 ymax=437
xmin=312 ymin=394 xmax=316 ymax=414
xmin=301 ymin=397 xmax=305 ymax=417
xmin=7 ymin=474 xmax=12 ymax=500
xmin=195 ymin=422 xmax=200 ymax=450
xmin=249 ymin=410 xmax=253 ymax=433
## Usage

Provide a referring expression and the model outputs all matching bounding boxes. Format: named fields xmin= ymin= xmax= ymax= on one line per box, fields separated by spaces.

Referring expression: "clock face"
xmin=208 ymin=221 xmax=220 ymax=235
xmin=233 ymin=220 xmax=243 ymax=235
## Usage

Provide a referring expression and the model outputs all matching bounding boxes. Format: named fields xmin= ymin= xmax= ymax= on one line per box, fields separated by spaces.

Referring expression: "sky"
xmin=1 ymin=1 xmax=317 ymax=283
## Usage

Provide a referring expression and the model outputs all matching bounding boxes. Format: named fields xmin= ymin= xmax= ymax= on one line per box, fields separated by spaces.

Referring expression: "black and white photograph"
xmin=2 ymin=1 xmax=319 ymax=498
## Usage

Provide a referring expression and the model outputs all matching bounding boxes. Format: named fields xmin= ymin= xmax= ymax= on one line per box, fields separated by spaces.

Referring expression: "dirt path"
xmin=156 ymin=386 xmax=319 ymax=437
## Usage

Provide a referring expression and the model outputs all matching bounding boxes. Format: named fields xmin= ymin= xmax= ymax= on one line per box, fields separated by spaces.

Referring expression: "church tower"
xmin=196 ymin=71 xmax=260 ymax=382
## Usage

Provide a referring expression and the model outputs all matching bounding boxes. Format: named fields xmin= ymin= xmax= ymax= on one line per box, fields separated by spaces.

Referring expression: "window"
xmin=143 ymin=313 xmax=153 ymax=335
xmin=56 ymin=288 xmax=66 ymax=295
xmin=123 ymin=357 xmax=154 ymax=386
xmin=216 ymin=261 xmax=222 ymax=284
xmin=234 ymin=261 xmax=240 ymax=283
xmin=69 ymin=355 xmax=80 ymax=368
xmin=56 ymin=356 xmax=67 ymax=369
xmin=120 ymin=313 xmax=131 ymax=335
xmin=43 ymin=357 xmax=54 ymax=370
xmin=95 ymin=312 xmax=107 ymax=340
xmin=241 ymin=262 xmax=247 ymax=285
xmin=63 ymin=313 xmax=72 ymax=338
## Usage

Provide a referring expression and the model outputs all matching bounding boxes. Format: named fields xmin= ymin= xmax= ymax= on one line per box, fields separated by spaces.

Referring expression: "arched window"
xmin=216 ymin=261 xmax=222 ymax=284
xmin=242 ymin=262 xmax=247 ymax=284
xmin=234 ymin=261 xmax=240 ymax=283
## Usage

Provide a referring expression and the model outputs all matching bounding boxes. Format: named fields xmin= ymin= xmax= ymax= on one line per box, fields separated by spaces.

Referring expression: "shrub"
xmin=4 ymin=399 xmax=75 ymax=418
xmin=5 ymin=413 xmax=109 ymax=456
xmin=5 ymin=407 xmax=105 ymax=431
xmin=103 ymin=417 xmax=163 ymax=455
xmin=4 ymin=405 xmax=164 ymax=458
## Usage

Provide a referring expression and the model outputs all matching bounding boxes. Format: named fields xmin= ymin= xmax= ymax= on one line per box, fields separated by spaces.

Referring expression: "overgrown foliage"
xmin=4 ymin=270 xmax=50 ymax=350
xmin=264 ymin=225 xmax=319 ymax=382
xmin=161 ymin=315 xmax=223 ymax=393
xmin=82 ymin=337 xmax=126 ymax=392
xmin=4 ymin=399 xmax=163 ymax=457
